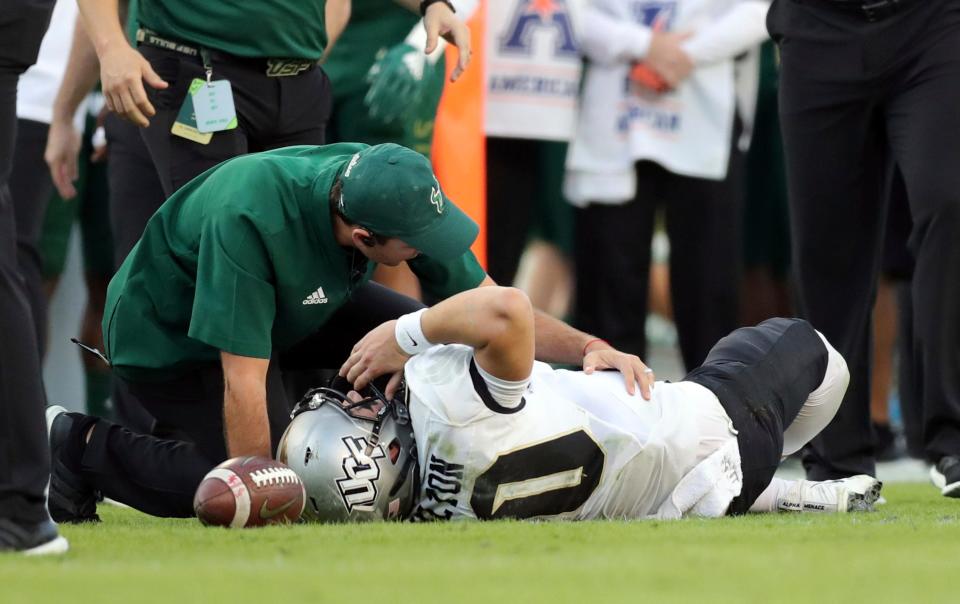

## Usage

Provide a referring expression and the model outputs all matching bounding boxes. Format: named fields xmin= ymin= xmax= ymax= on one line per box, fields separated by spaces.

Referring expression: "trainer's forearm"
xmin=77 ymin=0 xmax=129 ymax=56
xmin=223 ymin=380 xmax=271 ymax=458
xmin=221 ymin=353 xmax=272 ymax=458
xmin=532 ymin=310 xmax=606 ymax=365
xmin=52 ymin=17 xmax=101 ymax=123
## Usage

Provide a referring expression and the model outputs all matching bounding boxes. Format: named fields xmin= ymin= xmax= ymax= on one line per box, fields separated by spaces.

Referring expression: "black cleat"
xmin=0 ymin=517 xmax=69 ymax=556
xmin=46 ymin=406 xmax=101 ymax=523
xmin=930 ymin=455 xmax=960 ymax=498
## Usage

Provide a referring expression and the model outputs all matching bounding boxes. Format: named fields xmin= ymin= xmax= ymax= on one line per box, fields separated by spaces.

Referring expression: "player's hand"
xmin=44 ymin=118 xmax=82 ymax=199
xmin=100 ymin=44 xmax=168 ymax=127
xmin=646 ymin=30 xmax=694 ymax=88
xmin=423 ymin=2 xmax=470 ymax=82
xmin=340 ymin=320 xmax=411 ymax=399
xmin=583 ymin=343 xmax=654 ymax=400
xmin=365 ymin=43 xmax=426 ymax=123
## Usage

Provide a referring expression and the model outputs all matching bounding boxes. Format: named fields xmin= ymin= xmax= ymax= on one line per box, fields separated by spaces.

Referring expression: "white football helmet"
xmin=276 ymin=384 xmax=419 ymax=523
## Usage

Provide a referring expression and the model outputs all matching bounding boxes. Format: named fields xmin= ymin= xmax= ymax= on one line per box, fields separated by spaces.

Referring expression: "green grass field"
xmin=2 ymin=483 xmax=957 ymax=603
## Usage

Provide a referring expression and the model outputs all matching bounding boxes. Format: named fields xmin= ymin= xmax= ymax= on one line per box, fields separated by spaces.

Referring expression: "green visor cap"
xmin=337 ymin=143 xmax=479 ymax=260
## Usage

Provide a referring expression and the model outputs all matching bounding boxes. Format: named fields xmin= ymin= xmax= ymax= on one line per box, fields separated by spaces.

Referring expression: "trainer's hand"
xmin=646 ymin=30 xmax=694 ymax=88
xmin=100 ymin=44 xmax=168 ymax=127
xmin=340 ymin=320 xmax=410 ymax=398
xmin=44 ymin=118 xmax=82 ymax=199
xmin=423 ymin=2 xmax=470 ymax=82
xmin=583 ymin=343 xmax=654 ymax=400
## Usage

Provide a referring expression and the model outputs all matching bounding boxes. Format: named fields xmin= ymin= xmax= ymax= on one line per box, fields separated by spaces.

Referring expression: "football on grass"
xmin=193 ymin=456 xmax=306 ymax=528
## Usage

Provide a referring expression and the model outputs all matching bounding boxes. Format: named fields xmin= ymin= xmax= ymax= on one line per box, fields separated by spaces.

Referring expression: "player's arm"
xmin=77 ymin=0 xmax=168 ymax=126
xmin=393 ymin=0 xmax=471 ymax=81
xmin=475 ymin=276 xmax=654 ymax=398
xmin=45 ymin=15 xmax=101 ymax=199
xmin=342 ymin=286 xmax=534 ymax=396
xmin=220 ymin=352 xmax=272 ymax=458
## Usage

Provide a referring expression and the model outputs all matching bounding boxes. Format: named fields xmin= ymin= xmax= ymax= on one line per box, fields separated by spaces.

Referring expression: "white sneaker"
xmin=777 ymin=475 xmax=883 ymax=513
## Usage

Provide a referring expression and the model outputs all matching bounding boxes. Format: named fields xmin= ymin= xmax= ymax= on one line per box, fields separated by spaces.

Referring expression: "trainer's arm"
xmin=77 ymin=0 xmax=168 ymax=126
xmin=220 ymin=352 xmax=272 ymax=458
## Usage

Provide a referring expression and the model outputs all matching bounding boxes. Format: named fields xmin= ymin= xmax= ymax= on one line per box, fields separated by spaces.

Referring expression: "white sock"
xmin=749 ymin=477 xmax=790 ymax=513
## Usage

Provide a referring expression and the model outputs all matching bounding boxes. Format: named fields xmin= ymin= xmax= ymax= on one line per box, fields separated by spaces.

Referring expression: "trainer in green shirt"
xmin=105 ymin=141 xmax=654 ymax=459
xmin=104 ymin=142 xmax=484 ymax=383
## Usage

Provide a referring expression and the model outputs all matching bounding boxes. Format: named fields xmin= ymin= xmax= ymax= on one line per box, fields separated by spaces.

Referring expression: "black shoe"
xmin=0 ymin=517 xmax=69 ymax=555
xmin=46 ymin=406 xmax=101 ymax=523
xmin=930 ymin=455 xmax=960 ymax=498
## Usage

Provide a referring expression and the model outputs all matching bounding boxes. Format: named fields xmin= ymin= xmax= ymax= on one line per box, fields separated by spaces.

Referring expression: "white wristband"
xmin=395 ymin=309 xmax=434 ymax=355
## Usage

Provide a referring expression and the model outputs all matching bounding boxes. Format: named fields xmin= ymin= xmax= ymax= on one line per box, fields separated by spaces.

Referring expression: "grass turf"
xmin=2 ymin=483 xmax=957 ymax=603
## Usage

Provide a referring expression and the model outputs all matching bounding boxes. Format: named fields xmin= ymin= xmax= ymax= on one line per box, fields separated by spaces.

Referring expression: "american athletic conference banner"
xmin=485 ymin=0 xmax=584 ymax=141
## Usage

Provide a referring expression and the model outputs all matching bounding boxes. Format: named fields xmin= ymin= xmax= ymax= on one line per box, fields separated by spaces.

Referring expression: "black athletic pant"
xmin=0 ymin=0 xmax=54 ymax=525
xmin=7 ymin=118 xmax=53 ymax=352
xmin=769 ymin=0 xmax=960 ymax=478
xmin=105 ymin=114 xmax=166 ymax=269
xmin=686 ymin=318 xmax=829 ymax=514
xmin=102 ymin=113 xmax=168 ymax=434
xmin=70 ymin=283 xmax=424 ymax=517
xmin=574 ymin=153 xmax=743 ymax=371
xmin=139 ymin=45 xmax=332 ymax=196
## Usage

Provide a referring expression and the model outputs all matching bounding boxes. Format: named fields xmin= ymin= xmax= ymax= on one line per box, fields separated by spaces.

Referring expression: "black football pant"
xmin=0 ymin=0 xmax=54 ymax=525
xmin=138 ymin=44 xmax=331 ymax=196
xmin=69 ymin=283 xmax=424 ymax=517
xmin=686 ymin=318 xmax=829 ymax=514
xmin=574 ymin=152 xmax=743 ymax=371
xmin=769 ymin=0 xmax=960 ymax=478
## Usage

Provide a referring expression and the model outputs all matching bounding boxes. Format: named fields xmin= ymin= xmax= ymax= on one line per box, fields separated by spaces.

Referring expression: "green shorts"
xmin=527 ymin=140 xmax=574 ymax=256
xmin=40 ymin=115 xmax=114 ymax=278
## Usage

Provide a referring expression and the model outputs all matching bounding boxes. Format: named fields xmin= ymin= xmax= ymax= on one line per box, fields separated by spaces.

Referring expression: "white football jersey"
xmin=404 ymin=344 xmax=738 ymax=521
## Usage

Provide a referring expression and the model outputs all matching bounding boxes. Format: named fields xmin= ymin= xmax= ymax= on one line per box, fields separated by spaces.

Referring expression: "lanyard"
xmin=200 ymin=48 xmax=214 ymax=84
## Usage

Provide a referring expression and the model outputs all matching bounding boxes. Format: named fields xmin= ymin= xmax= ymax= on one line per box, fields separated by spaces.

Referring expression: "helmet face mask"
xmin=277 ymin=384 xmax=418 ymax=523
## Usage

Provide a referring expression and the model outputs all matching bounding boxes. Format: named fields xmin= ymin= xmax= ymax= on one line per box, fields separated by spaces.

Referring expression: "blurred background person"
xmin=482 ymin=0 xmax=583 ymax=318
xmin=565 ymin=0 xmax=769 ymax=370
xmin=45 ymin=6 xmax=164 ymax=431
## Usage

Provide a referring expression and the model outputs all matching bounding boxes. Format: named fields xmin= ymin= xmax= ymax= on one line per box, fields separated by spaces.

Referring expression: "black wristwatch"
xmin=420 ymin=0 xmax=456 ymax=17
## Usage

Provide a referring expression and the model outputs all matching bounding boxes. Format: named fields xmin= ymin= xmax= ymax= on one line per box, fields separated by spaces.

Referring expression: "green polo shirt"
xmin=138 ymin=0 xmax=326 ymax=59
xmin=103 ymin=144 xmax=485 ymax=382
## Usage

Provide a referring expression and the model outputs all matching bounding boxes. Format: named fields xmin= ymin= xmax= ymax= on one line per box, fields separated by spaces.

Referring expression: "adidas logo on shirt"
xmin=302 ymin=286 xmax=328 ymax=305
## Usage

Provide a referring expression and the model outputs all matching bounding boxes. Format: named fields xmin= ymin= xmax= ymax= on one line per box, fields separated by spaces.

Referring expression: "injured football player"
xmin=278 ymin=286 xmax=882 ymax=522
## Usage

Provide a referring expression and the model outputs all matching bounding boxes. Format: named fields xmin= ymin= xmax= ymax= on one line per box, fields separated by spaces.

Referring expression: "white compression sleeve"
xmin=781 ymin=331 xmax=850 ymax=456
xmin=474 ymin=360 xmax=529 ymax=409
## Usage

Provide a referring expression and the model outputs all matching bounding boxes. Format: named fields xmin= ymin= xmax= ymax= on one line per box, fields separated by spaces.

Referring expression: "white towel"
xmin=654 ymin=438 xmax=743 ymax=519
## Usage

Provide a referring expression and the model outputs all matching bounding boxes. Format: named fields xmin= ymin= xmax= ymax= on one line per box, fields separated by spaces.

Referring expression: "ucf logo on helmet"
xmin=335 ymin=436 xmax=386 ymax=512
